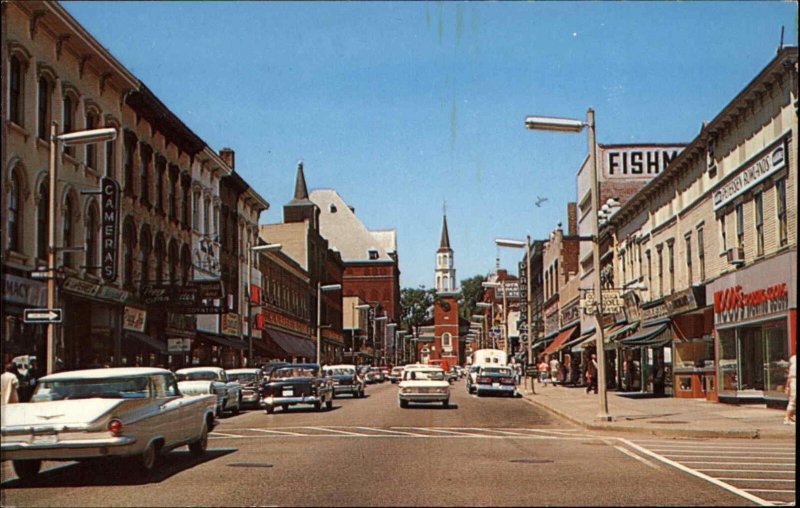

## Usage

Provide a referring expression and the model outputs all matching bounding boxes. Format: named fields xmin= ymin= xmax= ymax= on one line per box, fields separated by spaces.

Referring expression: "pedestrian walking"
xmin=784 ymin=354 xmax=796 ymax=425
xmin=538 ymin=359 xmax=549 ymax=385
xmin=585 ymin=354 xmax=598 ymax=394
xmin=1 ymin=362 xmax=20 ymax=404
xmin=549 ymin=356 xmax=561 ymax=386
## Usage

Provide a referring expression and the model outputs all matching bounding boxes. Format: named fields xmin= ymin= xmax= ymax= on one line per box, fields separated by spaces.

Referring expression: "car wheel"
xmin=314 ymin=401 xmax=322 ymax=411
xmin=281 ymin=404 xmax=289 ymax=411
xmin=265 ymin=405 xmax=275 ymax=414
xmin=399 ymin=399 xmax=409 ymax=408
xmin=12 ymin=459 xmax=41 ymax=482
xmin=442 ymin=399 xmax=449 ymax=408
xmin=133 ymin=441 xmax=157 ymax=475
xmin=189 ymin=423 xmax=208 ymax=457
xmin=326 ymin=398 xmax=334 ymax=410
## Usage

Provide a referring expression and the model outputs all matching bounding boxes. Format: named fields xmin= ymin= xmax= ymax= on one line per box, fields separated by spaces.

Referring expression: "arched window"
xmin=203 ymin=195 xmax=211 ymax=235
xmin=122 ymin=218 xmax=137 ymax=289
xmin=442 ymin=332 xmax=452 ymax=348
xmin=7 ymin=170 xmax=23 ymax=252
xmin=85 ymin=203 xmax=98 ymax=274
xmin=36 ymin=181 xmax=48 ymax=260
xmin=9 ymin=55 xmax=24 ymax=126
xmin=154 ymin=234 xmax=165 ymax=283
xmin=139 ymin=227 xmax=151 ymax=290
xmin=38 ymin=76 xmax=51 ymax=141
xmin=168 ymin=241 xmax=178 ymax=284
xmin=181 ymin=244 xmax=191 ymax=285
xmin=85 ymin=109 xmax=100 ymax=170
xmin=62 ymin=194 xmax=77 ymax=268
xmin=62 ymin=94 xmax=75 ymax=156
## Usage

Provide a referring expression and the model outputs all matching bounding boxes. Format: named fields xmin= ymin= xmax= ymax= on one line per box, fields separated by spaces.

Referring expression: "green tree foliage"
xmin=459 ymin=274 xmax=485 ymax=320
xmin=400 ymin=286 xmax=435 ymax=333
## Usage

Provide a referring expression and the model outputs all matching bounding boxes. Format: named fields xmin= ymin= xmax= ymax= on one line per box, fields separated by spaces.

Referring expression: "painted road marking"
xmin=303 ymin=427 xmax=370 ymax=436
xmin=612 ymin=444 xmax=661 ymax=470
xmin=248 ymin=428 xmax=306 ymax=436
xmin=352 ymin=427 xmax=427 ymax=437
xmin=208 ymin=431 xmax=245 ymax=438
xmin=650 ymin=449 xmax=795 ymax=456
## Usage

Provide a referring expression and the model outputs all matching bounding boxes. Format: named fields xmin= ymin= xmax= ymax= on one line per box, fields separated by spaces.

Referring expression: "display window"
xmin=717 ymin=318 xmax=788 ymax=398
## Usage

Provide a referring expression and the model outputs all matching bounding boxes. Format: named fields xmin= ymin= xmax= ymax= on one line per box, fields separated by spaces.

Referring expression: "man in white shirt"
xmin=1 ymin=362 xmax=20 ymax=404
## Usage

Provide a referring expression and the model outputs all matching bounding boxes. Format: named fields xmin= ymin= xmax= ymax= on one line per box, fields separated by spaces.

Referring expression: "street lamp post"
xmin=525 ymin=108 xmax=611 ymax=421
xmin=476 ymin=301 xmax=493 ymax=349
xmin=352 ymin=303 xmax=370 ymax=365
xmin=482 ymin=281 xmax=507 ymax=354
xmin=496 ymin=237 xmax=535 ymax=394
xmin=247 ymin=243 xmax=282 ymax=367
xmin=47 ymin=123 xmax=117 ymax=375
xmin=373 ymin=313 xmax=387 ymax=366
xmin=316 ymin=283 xmax=342 ymax=365
xmin=386 ymin=323 xmax=397 ymax=366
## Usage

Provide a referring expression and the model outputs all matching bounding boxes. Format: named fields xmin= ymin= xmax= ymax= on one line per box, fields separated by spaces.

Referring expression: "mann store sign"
xmin=604 ymin=145 xmax=685 ymax=179
xmin=713 ymin=136 xmax=787 ymax=211
xmin=713 ymin=283 xmax=789 ymax=326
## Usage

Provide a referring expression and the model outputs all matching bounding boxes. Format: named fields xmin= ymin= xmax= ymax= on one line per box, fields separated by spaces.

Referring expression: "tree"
xmin=459 ymin=274 xmax=486 ymax=320
xmin=400 ymin=285 xmax=435 ymax=334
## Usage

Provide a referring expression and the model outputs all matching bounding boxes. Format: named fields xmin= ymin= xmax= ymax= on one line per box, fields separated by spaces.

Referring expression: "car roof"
xmin=41 ymin=367 xmax=171 ymax=382
xmin=226 ymin=368 xmax=262 ymax=374
xmin=405 ymin=366 xmax=444 ymax=372
xmin=274 ymin=363 xmax=319 ymax=369
xmin=176 ymin=366 xmax=224 ymax=374
xmin=323 ymin=365 xmax=356 ymax=369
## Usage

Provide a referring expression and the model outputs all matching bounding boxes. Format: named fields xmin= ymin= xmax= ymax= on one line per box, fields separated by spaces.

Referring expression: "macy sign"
xmin=713 ymin=283 xmax=788 ymax=325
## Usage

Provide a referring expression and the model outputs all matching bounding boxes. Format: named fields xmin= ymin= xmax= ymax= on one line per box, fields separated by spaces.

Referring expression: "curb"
xmin=520 ymin=394 xmax=796 ymax=440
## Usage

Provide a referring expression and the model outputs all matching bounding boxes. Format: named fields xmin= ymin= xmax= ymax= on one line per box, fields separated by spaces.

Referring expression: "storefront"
xmin=618 ymin=298 xmax=673 ymax=396
xmin=708 ymin=251 xmax=796 ymax=407
xmin=2 ymin=273 xmax=47 ymax=364
xmin=666 ymin=286 xmax=715 ymax=400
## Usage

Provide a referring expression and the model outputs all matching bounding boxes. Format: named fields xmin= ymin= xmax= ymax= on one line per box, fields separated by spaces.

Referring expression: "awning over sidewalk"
xmin=620 ymin=323 xmax=671 ymax=348
xmin=125 ymin=331 xmax=167 ymax=353
xmin=607 ymin=322 xmax=639 ymax=341
xmin=543 ymin=326 xmax=578 ymax=355
xmin=265 ymin=328 xmax=315 ymax=358
xmin=197 ymin=333 xmax=245 ymax=350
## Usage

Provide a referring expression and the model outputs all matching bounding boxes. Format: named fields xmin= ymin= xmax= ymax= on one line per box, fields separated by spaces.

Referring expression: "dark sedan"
xmin=260 ymin=364 xmax=334 ymax=414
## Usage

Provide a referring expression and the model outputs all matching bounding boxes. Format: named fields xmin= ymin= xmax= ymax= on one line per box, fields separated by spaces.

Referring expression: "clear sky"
xmin=64 ymin=1 xmax=797 ymax=290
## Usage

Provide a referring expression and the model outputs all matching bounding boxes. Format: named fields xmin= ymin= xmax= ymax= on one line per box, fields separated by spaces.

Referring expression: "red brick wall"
xmin=433 ymin=296 xmax=460 ymax=361
xmin=342 ymin=262 xmax=401 ymax=322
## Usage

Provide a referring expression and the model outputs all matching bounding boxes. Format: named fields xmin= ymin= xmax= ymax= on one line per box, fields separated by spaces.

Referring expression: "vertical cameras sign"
xmin=101 ymin=177 xmax=120 ymax=282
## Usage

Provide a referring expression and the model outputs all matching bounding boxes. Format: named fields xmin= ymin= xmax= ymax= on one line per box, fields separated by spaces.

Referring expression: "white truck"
xmin=467 ymin=349 xmax=508 ymax=393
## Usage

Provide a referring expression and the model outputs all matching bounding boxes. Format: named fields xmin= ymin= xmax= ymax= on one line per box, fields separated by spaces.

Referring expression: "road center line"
xmin=209 ymin=431 xmax=246 ymax=438
xmin=618 ymin=438 xmax=775 ymax=507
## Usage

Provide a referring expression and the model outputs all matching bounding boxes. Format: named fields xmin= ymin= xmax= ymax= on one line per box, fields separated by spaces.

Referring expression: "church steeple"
xmin=435 ymin=210 xmax=456 ymax=293
xmin=290 ymin=160 xmax=311 ymax=204
xmin=283 ymin=160 xmax=320 ymax=227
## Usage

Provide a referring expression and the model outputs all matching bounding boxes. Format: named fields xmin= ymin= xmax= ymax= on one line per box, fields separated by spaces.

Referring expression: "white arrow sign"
xmin=23 ymin=308 xmax=62 ymax=323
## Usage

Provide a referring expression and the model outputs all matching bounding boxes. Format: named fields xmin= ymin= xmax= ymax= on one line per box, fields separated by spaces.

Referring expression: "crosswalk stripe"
xmin=697 ymin=469 xmax=796 ymax=474
xmin=303 ymin=426 xmax=370 ymax=436
xmin=716 ymin=478 xmax=795 ymax=483
xmin=650 ymin=449 xmax=795 ymax=456
xmin=357 ymin=427 xmax=428 ymax=437
xmin=248 ymin=428 xmax=306 ymax=436
xmin=401 ymin=427 xmax=488 ymax=437
xmin=660 ymin=455 xmax=795 ymax=461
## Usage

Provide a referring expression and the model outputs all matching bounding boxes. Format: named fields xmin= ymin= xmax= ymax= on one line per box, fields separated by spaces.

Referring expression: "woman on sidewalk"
xmin=585 ymin=354 xmax=598 ymax=394
xmin=784 ymin=354 xmax=795 ymax=425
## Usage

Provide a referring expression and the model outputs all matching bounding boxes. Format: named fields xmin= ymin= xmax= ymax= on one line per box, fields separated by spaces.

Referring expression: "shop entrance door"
xmin=738 ymin=326 xmax=764 ymax=392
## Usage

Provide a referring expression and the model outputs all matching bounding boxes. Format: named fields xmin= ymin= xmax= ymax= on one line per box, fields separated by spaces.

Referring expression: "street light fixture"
xmin=482 ymin=281 xmax=508 ymax=355
xmin=247 ymin=243 xmax=282 ymax=367
xmin=316 ymin=283 xmax=342 ymax=365
xmin=525 ymin=108 xmax=612 ymax=421
xmin=496 ymin=236 xmax=535 ymax=394
xmin=46 ymin=123 xmax=117 ymax=375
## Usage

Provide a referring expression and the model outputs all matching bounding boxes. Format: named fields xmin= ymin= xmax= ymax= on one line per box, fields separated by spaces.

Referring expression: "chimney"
xmin=219 ymin=147 xmax=235 ymax=170
xmin=567 ymin=202 xmax=578 ymax=236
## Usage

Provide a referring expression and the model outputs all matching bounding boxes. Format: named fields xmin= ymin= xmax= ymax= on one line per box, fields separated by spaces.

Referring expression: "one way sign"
xmin=23 ymin=308 xmax=63 ymax=324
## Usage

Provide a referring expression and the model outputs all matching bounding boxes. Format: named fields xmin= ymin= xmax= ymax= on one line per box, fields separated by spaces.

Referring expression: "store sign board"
xmin=62 ymin=277 xmax=100 ymax=298
xmin=167 ymin=338 xmax=192 ymax=352
xmin=263 ymin=310 xmax=309 ymax=335
xmin=3 ymin=274 xmax=47 ymax=306
xmin=713 ymin=138 xmax=787 ymax=211
xmin=101 ymin=177 xmax=120 ymax=282
xmin=640 ymin=300 xmax=669 ymax=323
xmin=123 ymin=306 xmax=147 ymax=332
xmin=221 ymin=312 xmax=241 ymax=336
xmin=623 ymin=291 xmax=642 ymax=323
xmin=713 ymin=283 xmax=789 ymax=326
xmin=604 ymin=146 xmax=684 ymax=179
xmin=665 ymin=286 xmax=706 ymax=315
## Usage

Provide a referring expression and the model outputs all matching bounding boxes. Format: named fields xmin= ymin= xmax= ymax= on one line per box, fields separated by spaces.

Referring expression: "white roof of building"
xmin=41 ymin=367 xmax=170 ymax=381
xmin=309 ymin=189 xmax=396 ymax=262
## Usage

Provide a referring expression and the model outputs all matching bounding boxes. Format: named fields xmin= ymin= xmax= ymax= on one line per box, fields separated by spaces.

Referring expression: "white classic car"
xmin=0 ymin=367 xmax=217 ymax=481
xmin=175 ymin=367 xmax=242 ymax=417
xmin=226 ymin=368 xmax=263 ymax=408
xmin=397 ymin=366 xmax=450 ymax=408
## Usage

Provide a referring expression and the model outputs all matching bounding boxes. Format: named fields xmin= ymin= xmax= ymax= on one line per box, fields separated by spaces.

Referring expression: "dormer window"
xmin=368 ymin=249 xmax=379 ymax=260
xmin=329 ymin=203 xmax=337 ymax=213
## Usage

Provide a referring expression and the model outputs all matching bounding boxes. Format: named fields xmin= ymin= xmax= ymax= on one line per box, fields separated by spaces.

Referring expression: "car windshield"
xmin=403 ymin=370 xmax=444 ymax=381
xmin=31 ymin=376 xmax=150 ymax=401
xmin=176 ymin=371 xmax=217 ymax=381
xmin=470 ymin=366 xmax=480 ymax=372
xmin=482 ymin=367 xmax=511 ymax=375
xmin=324 ymin=368 xmax=354 ymax=376
xmin=273 ymin=367 xmax=317 ymax=379
xmin=392 ymin=368 xmax=403 ymax=374
xmin=228 ymin=373 xmax=258 ymax=383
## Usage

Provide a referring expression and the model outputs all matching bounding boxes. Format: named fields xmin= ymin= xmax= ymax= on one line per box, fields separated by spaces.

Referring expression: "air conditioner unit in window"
xmin=726 ymin=247 xmax=745 ymax=266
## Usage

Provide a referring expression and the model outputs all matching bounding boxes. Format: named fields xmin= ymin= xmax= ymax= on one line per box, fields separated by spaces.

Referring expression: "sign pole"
xmin=46 ymin=121 xmax=58 ymax=375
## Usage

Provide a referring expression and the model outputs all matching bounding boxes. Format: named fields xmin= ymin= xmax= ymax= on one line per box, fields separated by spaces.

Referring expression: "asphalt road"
xmin=0 ymin=379 xmax=774 ymax=507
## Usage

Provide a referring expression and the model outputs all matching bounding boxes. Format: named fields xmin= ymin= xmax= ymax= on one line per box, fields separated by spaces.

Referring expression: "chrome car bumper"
xmin=333 ymin=385 xmax=359 ymax=394
xmin=476 ymin=383 xmax=515 ymax=392
xmin=398 ymin=393 xmax=448 ymax=402
xmin=262 ymin=395 xmax=323 ymax=406
xmin=1 ymin=435 xmax=138 ymax=460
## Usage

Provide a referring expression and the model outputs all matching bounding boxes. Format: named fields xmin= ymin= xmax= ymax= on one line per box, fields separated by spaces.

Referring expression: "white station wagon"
xmin=397 ymin=366 xmax=450 ymax=408
xmin=0 ymin=367 xmax=217 ymax=481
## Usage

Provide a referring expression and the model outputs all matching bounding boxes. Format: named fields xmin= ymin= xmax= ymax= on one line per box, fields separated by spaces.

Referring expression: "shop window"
xmin=9 ymin=55 xmax=25 ymax=127
xmin=764 ymin=321 xmax=789 ymax=398
xmin=776 ymin=178 xmax=787 ymax=247
xmin=7 ymin=170 xmax=23 ymax=252
xmin=754 ymin=192 xmax=764 ymax=257
xmin=674 ymin=338 xmax=714 ymax=370
xmin=718 ymin=329 xmax=737 ymax=393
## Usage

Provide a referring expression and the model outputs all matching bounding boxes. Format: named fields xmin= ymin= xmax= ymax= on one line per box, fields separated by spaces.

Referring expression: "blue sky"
xmin=64 ymin=1 xmax=797 ymax=289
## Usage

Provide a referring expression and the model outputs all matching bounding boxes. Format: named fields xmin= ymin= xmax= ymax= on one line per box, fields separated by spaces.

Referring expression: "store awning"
xmin=265 ymin=328 xmax=315 ymax=358
xmin=543 ymin=326 xmax=578 ymax=355
xmin=560 ymin=333 xmax=587 ymax=352
xmin=252 ymin=338 xmax=287 ymax=358
xmin=197 ymin=333 xmax=245 ymax=350
xmin=607 ymin=322 xmax=639 ymax=341
xmin=125 ymin=332 xmax=166 ymax=353
xmin=620 ymin=323 xmax=671 ymax=348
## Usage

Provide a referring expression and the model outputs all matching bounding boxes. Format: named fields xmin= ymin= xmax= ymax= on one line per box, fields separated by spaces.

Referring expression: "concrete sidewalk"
xmin=520 ymin=382 xmax=796 ymax=439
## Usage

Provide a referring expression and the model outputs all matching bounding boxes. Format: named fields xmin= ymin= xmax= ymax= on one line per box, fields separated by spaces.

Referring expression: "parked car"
xmin=0 ymin=367 xmax=216 ymax=481
xmin=360 ymin=366 xmax=377 ymax=384
xmin=388 ymin=366 xmax=404 ymax=383
xmin=474 ymin=366 xmax=517 ymax=397
xmin=260 ymin=364 xmax=334 ymax=414
xmin=226 ymin=368 xmax=263 ymax=408
xmin=466 ymin=365 xmax=481 ymax=393
xmin=446 ymin=367 xmax=459 ymax=383
xmin=397 ymin=366 xmax=450 ymax=408
xmin=175 ymin=367 xmax=242 ymax=417
xmin=322 ymin=364 xmax=365 ymax=398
